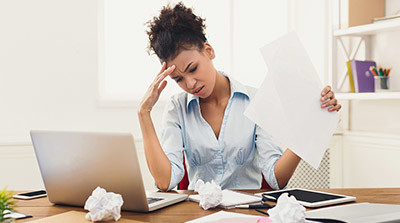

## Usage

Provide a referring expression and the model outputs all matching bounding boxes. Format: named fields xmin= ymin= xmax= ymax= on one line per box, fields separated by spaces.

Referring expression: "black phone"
xmin=13 ymin=190 xmax=47 ymax=200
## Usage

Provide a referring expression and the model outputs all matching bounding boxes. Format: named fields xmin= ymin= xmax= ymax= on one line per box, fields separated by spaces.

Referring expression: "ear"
xmin=203 ymin=42 xmax=215 ymax=60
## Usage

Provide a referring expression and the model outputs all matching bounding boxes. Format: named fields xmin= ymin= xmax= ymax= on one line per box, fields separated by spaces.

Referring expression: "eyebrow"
xmin=171 ymin=62 xmax=193 ymax=80
xmin=184 ymin=62 xmax=193 ymax=73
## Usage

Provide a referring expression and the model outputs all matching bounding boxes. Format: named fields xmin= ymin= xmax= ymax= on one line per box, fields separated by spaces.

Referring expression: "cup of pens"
xmin=370 ymin=66 xmax=391 ymax=92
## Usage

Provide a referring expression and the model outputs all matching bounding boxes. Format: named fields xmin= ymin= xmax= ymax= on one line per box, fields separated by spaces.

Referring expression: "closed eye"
xmin=175 ymin=77 xmax=183 ymax=82
xmin=189 ymin=66 xmax=197 ymax=73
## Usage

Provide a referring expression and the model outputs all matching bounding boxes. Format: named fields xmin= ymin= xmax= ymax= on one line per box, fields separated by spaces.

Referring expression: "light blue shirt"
xmin=160 ymin=75 xmax=284 ymax=191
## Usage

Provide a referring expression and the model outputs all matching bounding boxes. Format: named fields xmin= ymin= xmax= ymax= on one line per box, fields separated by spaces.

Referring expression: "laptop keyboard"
xmin=147 ymin=197 xmax=164 ymax=204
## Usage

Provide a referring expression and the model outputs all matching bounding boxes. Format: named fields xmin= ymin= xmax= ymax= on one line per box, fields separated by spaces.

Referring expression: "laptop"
xmin=30 ymin=130 xmax=188 ymax=212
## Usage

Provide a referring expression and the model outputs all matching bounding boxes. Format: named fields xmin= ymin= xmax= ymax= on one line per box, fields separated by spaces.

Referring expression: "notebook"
xmin=189 ymin=190 xmax=260 ymax=209
xmin=30 ymin=130 xmax=188 ymax=212
xmin=350 ymin=60 xmax=376 ymax=92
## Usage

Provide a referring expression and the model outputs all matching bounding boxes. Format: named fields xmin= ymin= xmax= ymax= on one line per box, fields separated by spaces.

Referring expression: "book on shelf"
xmin=346 ymin=60 xmax=355 ymax=93
xmin=350 ymin=60 xmax=376 ymax=93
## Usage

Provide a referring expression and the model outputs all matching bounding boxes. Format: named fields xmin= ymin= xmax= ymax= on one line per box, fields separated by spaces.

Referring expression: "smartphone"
xmin=13 ymin=190 xmax=47 ymax=200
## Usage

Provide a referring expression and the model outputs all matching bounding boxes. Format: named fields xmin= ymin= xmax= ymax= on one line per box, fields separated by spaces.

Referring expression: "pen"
xmin=236 ymin=203 xmax=274 ymax=209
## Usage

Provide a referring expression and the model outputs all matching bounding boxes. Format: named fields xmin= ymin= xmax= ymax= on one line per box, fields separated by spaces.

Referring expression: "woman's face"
xmin=166 ymin=43 xmax=217 ymax=98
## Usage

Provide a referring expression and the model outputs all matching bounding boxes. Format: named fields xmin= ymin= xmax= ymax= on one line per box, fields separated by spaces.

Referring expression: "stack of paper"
xmin=244 ymin=32 xmax=339 ymax=169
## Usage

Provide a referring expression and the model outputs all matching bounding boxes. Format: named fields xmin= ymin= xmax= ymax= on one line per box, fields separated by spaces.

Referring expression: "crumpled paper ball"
xmin=84 ymin=186 xmax=124 ymax=222
xmin=267 ymin=193 xmax=306 ymax=223
xmin=194 ymin=179 xmax=223 ymax=210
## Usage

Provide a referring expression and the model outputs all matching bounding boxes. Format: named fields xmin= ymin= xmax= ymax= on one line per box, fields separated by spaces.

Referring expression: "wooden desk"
xmin=12 ymin=188 xmax=400 ymax=222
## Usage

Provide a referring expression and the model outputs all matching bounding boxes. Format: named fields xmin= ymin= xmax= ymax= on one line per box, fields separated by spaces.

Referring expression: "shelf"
xmin=336 ymin=92 xmax=400 ymax=100
xmin=334 ymin=19 xmax=400 ymax=37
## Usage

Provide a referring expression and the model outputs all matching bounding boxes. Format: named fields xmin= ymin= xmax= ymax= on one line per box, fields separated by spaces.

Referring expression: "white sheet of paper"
xmin=306 ymin=203 xmax=400 ymax=223
xmin=185 ymin=211 xmax=261 ymax=223
xmin=244 ymin=32 xmax=339 ymax=168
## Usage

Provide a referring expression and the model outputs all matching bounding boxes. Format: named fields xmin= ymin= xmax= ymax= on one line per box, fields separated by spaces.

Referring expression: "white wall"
xmin=0 ymin=0 xmax=159 ymax=190
xmin=0 ymin=0 xmax=159 ymax=142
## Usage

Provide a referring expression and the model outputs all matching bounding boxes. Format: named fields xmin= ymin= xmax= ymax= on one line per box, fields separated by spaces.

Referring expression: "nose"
xmin=186 ymin=76 xmax=196 ymax=89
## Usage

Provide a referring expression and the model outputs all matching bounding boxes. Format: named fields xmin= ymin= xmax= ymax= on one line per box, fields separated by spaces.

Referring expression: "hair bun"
xmin=146 ymin=2 xmax=207 ymax=62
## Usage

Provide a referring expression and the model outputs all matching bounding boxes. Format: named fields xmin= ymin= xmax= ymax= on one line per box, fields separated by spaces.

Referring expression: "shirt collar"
xmin=186 ymin=72 xmax=251 ymax=109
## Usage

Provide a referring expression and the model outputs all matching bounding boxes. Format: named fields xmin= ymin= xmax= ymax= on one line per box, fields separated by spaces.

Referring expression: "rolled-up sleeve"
xmin=255 ymin=125 xmax=284 ymax=190
xmin=160 ymin=98 xmax=185 ymax=191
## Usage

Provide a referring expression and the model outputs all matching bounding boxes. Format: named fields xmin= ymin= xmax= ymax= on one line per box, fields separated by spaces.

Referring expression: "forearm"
xmin=138 ymin=109 xmax=172 ymax=191
xmin=273 ymin=149 xmax=301 ymax=189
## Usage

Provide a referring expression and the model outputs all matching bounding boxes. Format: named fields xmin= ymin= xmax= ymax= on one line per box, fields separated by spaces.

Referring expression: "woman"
xmin=138 ymin=3 xmax=341 ymax=191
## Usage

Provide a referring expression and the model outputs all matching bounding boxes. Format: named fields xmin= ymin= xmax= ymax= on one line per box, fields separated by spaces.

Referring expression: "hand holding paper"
xmin=244 ymin=32 xmax=339 ymax=169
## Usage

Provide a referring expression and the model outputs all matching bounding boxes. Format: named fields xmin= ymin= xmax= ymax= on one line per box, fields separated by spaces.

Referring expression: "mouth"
xmin=193 ymin=86 xmax=204 ymax=95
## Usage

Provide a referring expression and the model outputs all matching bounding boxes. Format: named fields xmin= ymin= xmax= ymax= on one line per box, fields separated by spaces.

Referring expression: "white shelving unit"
xmin=334 ymin=19 xmax=400 ymax=36
xmin=329 ymin=2 xmax=400 ymax=189
xmin=331 ymin=19 xmax=400 ymax=100
xmin=336 ymin=91 xmax=400 ymax=100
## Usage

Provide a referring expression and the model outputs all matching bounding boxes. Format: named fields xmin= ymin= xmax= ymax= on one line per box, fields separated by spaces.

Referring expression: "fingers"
xmin=153 ymin=62 xmax=169 ymax=82
xmin=158 ymin=80 xmax=168 ymax=94
xmin=154 ymin=65 xmax=175 ymax=86
xmin=153 ymin=62 xmax=167 ymax=82
xmin=320 ymin=85 xmax=342 ymax=112
xmin=152 ymin=65 xmax=175 ymax=88
xmin=321 ymin=99 xmax=341 ymax=112
xmin=321 ymin=98 xmax=337 ymax=108
xmin=320 ymin=85 xmax=333 ymax=101
xmin=148 ymin=64 xmax=175 ymax=99
xmin=158 ymin=62 xmax=167 ymax=75
xmin=140 ymin=63 xmax=174 ymax=113
xmin=321 ymin=91 xmax=334 ymax=102
xmin=321 ymin=85 xmax=331 ymax=96
xmin=328 ymin=104 xmax=341 ymax=112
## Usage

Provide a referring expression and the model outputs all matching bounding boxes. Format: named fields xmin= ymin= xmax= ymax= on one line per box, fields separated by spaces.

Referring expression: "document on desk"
xmin=306 ymin=202 xmax=400 ymax=223
xmin=186 ymin=210 xmax=319 ymax=223
xmin=185 ymin=211 xmax=262 ymax=223
xmin=244 ymin=32 xmax=339 ymax=168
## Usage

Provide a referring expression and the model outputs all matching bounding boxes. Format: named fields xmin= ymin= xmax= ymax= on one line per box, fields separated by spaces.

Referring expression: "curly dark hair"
xmin=146 ymin=2 xmax=207 ymax=62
